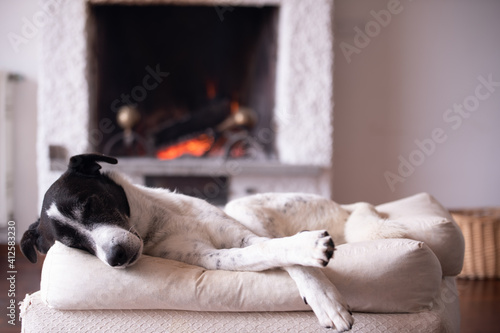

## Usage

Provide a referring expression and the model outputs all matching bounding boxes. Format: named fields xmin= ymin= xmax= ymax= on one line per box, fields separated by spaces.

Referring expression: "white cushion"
xmin=376 ymin=192 xmax=465 ymax=276
xmin=41 ymin=238 xmax=441 ymax=313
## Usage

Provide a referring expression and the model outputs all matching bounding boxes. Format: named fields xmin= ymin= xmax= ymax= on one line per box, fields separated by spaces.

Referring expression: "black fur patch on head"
xmin=20 ymin=154 xmax=130 ymax=263
xmin=20 ymin=218 xmax=54 ymax=263
xmin=68 ymin=154 xmax=117 ymax=177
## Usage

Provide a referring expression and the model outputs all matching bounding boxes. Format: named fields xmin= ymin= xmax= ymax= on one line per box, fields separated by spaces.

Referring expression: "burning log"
xmin=156 ymin=133 xmax=214 ymax=160
xmin=150 ymin=99 xmax=231 ymax=148
xmin=153 ymin=101 xmax=258 ymax=160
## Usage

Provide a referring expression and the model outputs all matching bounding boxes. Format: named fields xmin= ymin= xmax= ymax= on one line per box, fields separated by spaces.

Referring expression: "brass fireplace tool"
xmin=117 ymin=105 xmax=141 ymax=146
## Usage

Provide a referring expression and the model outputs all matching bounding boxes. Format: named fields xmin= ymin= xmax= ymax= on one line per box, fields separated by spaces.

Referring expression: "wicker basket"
xmin=451 ymin=208 xmax=500 ymax=279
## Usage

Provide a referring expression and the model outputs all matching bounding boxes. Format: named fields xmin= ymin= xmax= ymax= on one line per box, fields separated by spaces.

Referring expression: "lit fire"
xmin=156 ymin=81 xmax=246 ymax=160
xmin=156 ymin=134 xmax=214 ymax=160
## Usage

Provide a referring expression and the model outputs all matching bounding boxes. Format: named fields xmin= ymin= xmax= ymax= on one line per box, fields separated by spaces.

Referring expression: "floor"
xmin=1 ymin=244 xmax=499 ymax=333
xmin=456 ymin=278 xmax=500 ymax=333
xmin=1 ymin=245 xmax=45 ymax=333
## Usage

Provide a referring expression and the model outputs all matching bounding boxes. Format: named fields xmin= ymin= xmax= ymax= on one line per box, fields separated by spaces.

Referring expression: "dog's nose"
xmin=107 ymin=244 xmax=128 ymax=267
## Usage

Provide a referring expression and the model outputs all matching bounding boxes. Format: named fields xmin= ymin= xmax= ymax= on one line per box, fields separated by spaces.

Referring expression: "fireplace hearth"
xmin=38 ymin=0 xmax=335 ymax=204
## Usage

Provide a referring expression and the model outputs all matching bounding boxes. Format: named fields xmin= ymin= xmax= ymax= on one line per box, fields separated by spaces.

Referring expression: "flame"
xmin=229 ymin=141 xmax=246 ymax=158
xmin=156 ymin=134 xmax=214 ymax=160
xmin=230 ymin=100 xmax=239 ymax=114
xmin=206 ymin=81 xmax=216 ymax=100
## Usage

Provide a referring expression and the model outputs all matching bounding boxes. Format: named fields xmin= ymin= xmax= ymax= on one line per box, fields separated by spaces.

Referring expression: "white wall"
xmin=334 ymin=0 xmax=500 ymax=208
xmin=0 ymin=0 xmax=40 ymax=240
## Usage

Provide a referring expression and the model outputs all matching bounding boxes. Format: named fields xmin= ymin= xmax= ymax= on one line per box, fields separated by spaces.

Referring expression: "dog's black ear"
xmin=68 ymin=154 xmax=118 ymax=177
xmin=20 ymin=219 xmax=42 ymax=263
xmin=21 ymin=219 xmax=56 ymax=263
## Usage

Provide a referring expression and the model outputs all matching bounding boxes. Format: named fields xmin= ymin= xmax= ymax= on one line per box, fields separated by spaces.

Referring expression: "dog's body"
xmin=21 ymin=154 xmax=406 ymax=331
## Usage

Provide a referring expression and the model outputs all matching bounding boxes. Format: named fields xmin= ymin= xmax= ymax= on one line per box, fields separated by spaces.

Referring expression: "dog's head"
xmin=21 ymin=154 xmax=143 ymax=268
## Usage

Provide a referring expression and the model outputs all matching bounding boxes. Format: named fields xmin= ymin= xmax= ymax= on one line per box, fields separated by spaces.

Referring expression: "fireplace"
xmin=38 ymin=0 xmax=335 ymax=205
xmin=89 ymin=5 xmax=278 ymax=160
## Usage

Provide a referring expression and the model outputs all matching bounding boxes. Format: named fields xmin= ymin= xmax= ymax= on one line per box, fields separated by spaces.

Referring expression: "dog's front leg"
xmin=284 ymin=266 xmax=353 ymax=331
xmin=193 ymin=230 xmax=335 ymax=271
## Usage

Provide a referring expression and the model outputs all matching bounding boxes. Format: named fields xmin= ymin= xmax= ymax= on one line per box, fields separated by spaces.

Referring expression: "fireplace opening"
xmin=88 ymin=4 xmax=279 ymax=160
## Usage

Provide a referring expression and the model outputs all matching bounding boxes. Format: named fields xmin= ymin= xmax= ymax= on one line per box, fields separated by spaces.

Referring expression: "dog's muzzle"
xmin=107 ymin=243 xmax=141 ymax=267
xmin=92 ymin=226 xmax=143 ymax=268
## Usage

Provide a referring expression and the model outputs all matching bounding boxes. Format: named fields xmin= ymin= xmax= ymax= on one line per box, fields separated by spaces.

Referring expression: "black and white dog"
xmin=21 ymin=154 xmax=406 ymax=331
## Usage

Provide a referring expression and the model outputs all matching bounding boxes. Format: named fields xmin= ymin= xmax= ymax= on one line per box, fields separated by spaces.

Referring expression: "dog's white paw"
xmin=307 ymin=289 xmax=353 ymax=331
xmin=291 ymin=230 xmax=335 ymax=267
xmin=292 ymin=268 xmax=353 ymax=331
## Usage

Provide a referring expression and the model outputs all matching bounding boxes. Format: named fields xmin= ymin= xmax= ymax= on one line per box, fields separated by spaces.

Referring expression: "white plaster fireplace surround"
xmin=38 ymin=0 xmax=335 ymax=204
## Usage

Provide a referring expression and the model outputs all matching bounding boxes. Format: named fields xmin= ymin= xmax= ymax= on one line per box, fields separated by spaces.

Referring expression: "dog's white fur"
xmin=82 ymin=171 xmax=407 ymax=331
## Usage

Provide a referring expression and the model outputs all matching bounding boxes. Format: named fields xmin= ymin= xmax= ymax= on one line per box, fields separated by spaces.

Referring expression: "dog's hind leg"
xmin=342 ymin=203 xmax=406 ymax=243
